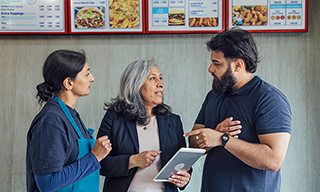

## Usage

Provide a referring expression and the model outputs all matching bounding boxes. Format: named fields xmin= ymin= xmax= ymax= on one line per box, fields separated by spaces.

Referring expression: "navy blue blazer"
xmin=97 ymin=110 xmax=187 ymax=192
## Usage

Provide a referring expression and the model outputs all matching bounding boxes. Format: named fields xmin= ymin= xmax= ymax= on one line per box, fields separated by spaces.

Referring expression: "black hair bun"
xmin=36 ymin=82 xmax=53 ymax=102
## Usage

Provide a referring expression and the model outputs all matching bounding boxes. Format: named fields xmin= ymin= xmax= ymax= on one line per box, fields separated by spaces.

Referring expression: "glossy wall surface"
xmin=0 ymin=1 xmax=319 ymax=192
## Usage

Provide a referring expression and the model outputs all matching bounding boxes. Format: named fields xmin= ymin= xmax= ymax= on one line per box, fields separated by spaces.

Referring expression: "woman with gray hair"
xmin=97 ymin=59 xmax=191 ymax=192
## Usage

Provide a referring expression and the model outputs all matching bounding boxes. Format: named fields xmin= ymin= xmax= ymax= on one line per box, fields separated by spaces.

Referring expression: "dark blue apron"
xmin=54 ymin=96 xmax=99 ymax=192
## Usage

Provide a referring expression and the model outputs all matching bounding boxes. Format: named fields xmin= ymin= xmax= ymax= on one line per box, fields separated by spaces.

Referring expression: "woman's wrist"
xmin=128 ymin=154 xmax=137 ymax=170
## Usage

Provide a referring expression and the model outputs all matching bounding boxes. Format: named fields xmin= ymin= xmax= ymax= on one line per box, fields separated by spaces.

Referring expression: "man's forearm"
xmin=224 ymin=132 xmax=291 ymax=172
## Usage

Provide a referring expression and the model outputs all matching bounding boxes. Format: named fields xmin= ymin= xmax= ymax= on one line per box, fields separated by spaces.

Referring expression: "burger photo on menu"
xmin=168 ymin=10 xmax=185 ymax=26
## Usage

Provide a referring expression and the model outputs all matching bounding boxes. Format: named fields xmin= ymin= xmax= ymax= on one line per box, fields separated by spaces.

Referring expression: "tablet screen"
xmin=153 ymin=148 xmax=205 ymax=182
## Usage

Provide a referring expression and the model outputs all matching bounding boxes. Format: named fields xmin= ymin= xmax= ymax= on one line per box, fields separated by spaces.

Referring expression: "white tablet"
xmin=153 ymin=147 xmax=206 ymax=182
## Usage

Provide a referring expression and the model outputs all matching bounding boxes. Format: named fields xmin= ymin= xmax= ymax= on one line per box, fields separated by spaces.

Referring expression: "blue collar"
xmin=53 ymin=96 xmax=86 ymax=139
xmin=225 ymin=76 xmax=261 ymax=96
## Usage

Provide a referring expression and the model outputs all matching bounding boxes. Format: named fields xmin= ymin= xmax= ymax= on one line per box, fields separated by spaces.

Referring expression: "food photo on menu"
xmin=109 ymin=0 xmax=140 ymax=28
xmin=168 ymin=10 xmax=185 ymax=26
xmin=189 ymin=17 xmax=218 ymax=27
xmin=75 ymin=7 xmax=105 ymax=28
xmin=232 ymin=5 xmax=268 ymax=26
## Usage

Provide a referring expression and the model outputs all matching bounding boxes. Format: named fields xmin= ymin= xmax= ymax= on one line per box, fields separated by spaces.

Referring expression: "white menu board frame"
xmin=69 ymin=0 xmax=145 ymax=34
xmin=226 ymin=0 xmax=308 ymax=32
xmin=146 ymin=0 xmax=225 ymax=34
xmin=0 ymin=0 xmax=67 ymax=35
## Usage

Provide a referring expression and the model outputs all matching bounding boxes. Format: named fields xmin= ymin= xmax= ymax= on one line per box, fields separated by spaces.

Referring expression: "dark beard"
xmin=212 ymin=65 xmax=237 ymax=94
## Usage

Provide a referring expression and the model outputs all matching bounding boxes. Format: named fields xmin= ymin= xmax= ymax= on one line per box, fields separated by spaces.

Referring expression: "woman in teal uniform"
xmin=26 ymin=49 xmax=112 ymax=192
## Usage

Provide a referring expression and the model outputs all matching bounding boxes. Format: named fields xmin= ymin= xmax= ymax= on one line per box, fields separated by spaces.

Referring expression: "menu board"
xmin=0 ymin=0 xmax=67 ymax=35
xmin=227 ymin=0 xmax=308 ymax=32
xmin=146 ymin=0 xmax=225 ymax=33
xmin=69 ymin=0 xmax=145 ymax=34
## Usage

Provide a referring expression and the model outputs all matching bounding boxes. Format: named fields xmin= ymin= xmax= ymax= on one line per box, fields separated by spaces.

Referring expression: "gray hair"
xmin=119 ymin=59 xmax=153 ymax=104
xmin=105 ymin=59 xmax=171 ymax=125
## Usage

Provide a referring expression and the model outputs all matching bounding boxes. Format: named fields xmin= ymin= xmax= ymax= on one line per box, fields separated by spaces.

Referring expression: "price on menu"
xmin=0 ymin=0 xmax=66 ymax=34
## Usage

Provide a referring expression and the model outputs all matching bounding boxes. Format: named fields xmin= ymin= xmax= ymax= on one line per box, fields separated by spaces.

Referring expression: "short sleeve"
xmin=195 ymin=91 xmax=212 ymax=125
xmin=29 ymin=116 xmax=69 ymax=175
xmin=255 ymin=90 xmax=292 ymax=135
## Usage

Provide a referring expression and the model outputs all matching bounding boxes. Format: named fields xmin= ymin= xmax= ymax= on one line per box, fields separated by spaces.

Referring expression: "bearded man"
xmin=184 ymin=28 xmax=292 ymax=192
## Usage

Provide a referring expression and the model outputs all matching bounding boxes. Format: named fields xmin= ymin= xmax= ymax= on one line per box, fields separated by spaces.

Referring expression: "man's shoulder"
xmin=255 ymin=79 xmax=288 ymax=100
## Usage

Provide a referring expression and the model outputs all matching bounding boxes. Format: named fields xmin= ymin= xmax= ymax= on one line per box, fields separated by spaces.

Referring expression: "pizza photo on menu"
xmin=75 ymin=7 xmax=105 ymax=28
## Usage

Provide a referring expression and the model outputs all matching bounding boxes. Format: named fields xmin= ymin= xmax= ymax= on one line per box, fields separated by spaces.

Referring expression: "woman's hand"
xmin=91 ymin=136 xmax=112 ymax=162
xmin=168 ymin=170 xmax=190 ymax=188
xmin=129 ymin=150 xmax=161 ymax=169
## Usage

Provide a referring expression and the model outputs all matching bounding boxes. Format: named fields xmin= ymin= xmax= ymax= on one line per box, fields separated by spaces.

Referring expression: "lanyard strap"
xmin=54 ymin=96 xmax=85 ymax=139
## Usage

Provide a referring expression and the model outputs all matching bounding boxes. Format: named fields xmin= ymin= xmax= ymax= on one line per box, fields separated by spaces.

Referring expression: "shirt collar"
xmin=225 ymin=76 xmax=261 ymax=96
xmin=48 ymin=96 xmax=78 ymax=117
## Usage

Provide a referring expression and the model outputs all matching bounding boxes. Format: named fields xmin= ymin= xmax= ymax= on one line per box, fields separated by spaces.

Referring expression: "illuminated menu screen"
xmin=227 ymin=0 xmax=307 ymax=32
xmin=0 ymin=0 xmax=66 ymax=34
xmin=69 ymin=0 xmax=144 ymax=34
xmin=146 ymin=0 xmax=225 ymax=33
